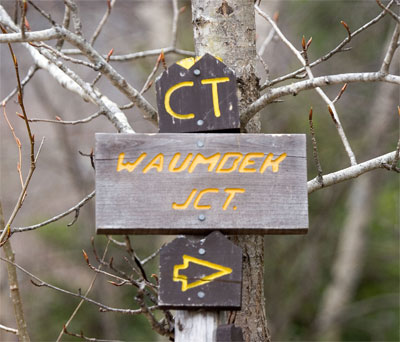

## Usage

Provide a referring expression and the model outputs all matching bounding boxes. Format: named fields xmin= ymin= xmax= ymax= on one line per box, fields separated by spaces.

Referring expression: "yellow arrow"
xmin=173 ymin=255 xmax=232 ymax=292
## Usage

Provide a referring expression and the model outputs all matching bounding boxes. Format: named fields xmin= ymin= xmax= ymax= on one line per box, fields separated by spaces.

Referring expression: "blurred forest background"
xmin=0 ymin=0 xmax=399 ymax=341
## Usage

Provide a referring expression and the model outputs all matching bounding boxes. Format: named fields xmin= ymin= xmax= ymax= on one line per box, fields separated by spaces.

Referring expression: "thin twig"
xmin=258 ymin=12 xmax=277 ymax=56
xmin=257 ymin=53 xmax=270 ymax=81
xmin=3 ymin=105 xmax=23 ymax=188
xmin=92 ymin=48 xmax=114 ymax=86
xmin=171 ymin=0 xmax=179 ymax=48
xmin=308 ymin=150 xmax=397 ymax=193
xmin=376 ymin=0 xmax=400 ymax=23
xmin=63 ymin=326 xmax=127 ymax=342
xmin=84 ymin=250 xmax=159 ymax=302
xmin=63 ymin=0 xmax=82 ymax=36
xmin=380 ymin=23 xmax=400 ymax=74
xmin=243 ymin=72 xmax=400 ymax=127
xmin=20 ymin=0 xmax=26 ymax=39
xmin=140 ymin=52 xmax=162 ymax=93
xmin=136 ymin=284 xmax=173 ymax=337
xmin=391 ymin=106 xmax=400 ymax=169
xmin=5 ymin=191 xmax=95 ymax=234
xmin=27 ymin=110 xmax=104 ymax=125
xmin=255 ymin=5 xmax=357 ymax=166
xmin=0 ymin=324 xmax=18 ymax=335
xmin=308 ymin=107 xmax=323 ymax=185
xmin=56 ymin=240 xmax=111 ymax=342
xmin=27 ymin=0 xmax=56 ymax=25
xmin=90 ymin=0 xmax=116 ymax=45
xmin=0 ymin=26 xmax=38 ymax=245
xmin=141 ymin=244 xmax=165 ymax=265
xmin=0 ymin=256 xmax=150 ymax=314
xmin=55 ymin=4 xmax=70 ymax=50
xmin=263 ymin=0 xmax=395 ymax=89
xmin=107 ymin=47 xmax=195 ymax=61
xmin=332 ymin=83 xmax=348 ymax=104
xmin=1 ymin=65 xmax=38 ymax=106
xmin=107 ymin=236 xmax=126 ymax=247
xmin=30 ymin=41 xmax=97 ymax=68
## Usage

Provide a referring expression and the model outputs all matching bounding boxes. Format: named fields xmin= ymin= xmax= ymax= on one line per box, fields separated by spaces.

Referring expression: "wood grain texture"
xmin=158 ymin=231 xmax=242 ymax=309
xmin=95 ymin=133 xmax=308 ymax=234
xmin=175 ymin=310 xmax=220 ymax=342
xmin=156 ymin=54 xmax=240 ymax=133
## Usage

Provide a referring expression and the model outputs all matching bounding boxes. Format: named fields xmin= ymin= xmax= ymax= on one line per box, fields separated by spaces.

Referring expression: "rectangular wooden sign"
xmin=95 ymin=133 xmax=308 ymax=234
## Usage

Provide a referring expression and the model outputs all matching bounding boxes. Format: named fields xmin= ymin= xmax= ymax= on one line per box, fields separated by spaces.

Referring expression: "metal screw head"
xmin=193 ymin=69 xmax=201 ymax=76
xmin=197 ymin=291 xmax=205 ymax=298
xmin=197 ymin=141 xmax=204 ymax=148
xmin=198 ymin=214 xmax=206 ymax=221
xmin=198 ymin=248 xmax=206 ymax=255
xmin=197 ymin=119 xmax=204 ymax=126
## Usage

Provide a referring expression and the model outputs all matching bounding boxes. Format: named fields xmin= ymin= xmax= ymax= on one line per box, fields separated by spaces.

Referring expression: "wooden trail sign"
xmin=156 ymin=53 xmax=240 ymax=133
xmin=95 ymin=133 xmax=308 ymax=234
xmin=158 ymin=231 xmax=242 ymax=309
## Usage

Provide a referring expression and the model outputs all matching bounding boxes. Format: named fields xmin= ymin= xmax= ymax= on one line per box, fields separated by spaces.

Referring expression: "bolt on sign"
xmin=158 ymin=231 xmax=242 ymax=309
xmin=155 ymin=53 xmax=240 ymax=133
xmin=95 ymin=133 xmax=308 ymax=234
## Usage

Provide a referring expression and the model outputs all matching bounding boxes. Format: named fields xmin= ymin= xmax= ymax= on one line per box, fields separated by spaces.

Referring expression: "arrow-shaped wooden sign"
xmin=158 ymin=231 xmax=242 ymax=309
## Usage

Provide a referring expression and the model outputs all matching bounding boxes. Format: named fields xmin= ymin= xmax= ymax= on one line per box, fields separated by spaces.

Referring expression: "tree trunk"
xmin=191 ymin=2 xmax=269 ymax=341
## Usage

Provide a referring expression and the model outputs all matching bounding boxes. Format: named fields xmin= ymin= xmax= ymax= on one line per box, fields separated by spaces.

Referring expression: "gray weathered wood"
xmin=95 ymin=133 xmax=308 ymax=234
xmin=216 ymin=324 xmax=244 ymax=342
xmin=175 ymin=310 xmax=220 ymax=342
xmin=158 ymin=231 xmax=242 ymax=309
xmin=156 ymin=53 xmax=240 ymax=133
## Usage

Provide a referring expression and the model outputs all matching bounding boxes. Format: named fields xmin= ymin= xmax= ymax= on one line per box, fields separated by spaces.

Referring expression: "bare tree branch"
xmin=243 ymin=72 xmax=400 ymax=125
xmin=56 ymin=240 xmax=111 ymax=342
xmin=63 ymin=0 xmax=82 ymax=36
xmin=263 ymin=0 xmax=395 ymax=88
xmin=308 ymin=108 xmax=323 ymax=185
xmin=1 ymin=65 xmax=38 ymax=105
xmin=0 ymin=204 xmax=30 ymax=342
xmin=0 ymin=324 xmax=18 ymax=335
xmin=108 ymin=47 xmax=195 ymax=61
xmin=171 ymin=0 xmax=179 ymax=48
xmin=5 ymin=191 xmax=95 ymax=234
xmin=55 ymin=4 xmax=70 ymax=50
xmin=90 ymin=0 xmax=116 ymax=46
xmin=380 ymin=23 xmax=400 ymax=73
xmin=376 ymin=0 xmax=400 ymax=23
xmin=308 ymin=151 xmax=397 ymax=193
xmin=0 ymin=256 xmax=153 ymax=315
xmin=0 ymin=27 xmax=60 ymax=42
xmin=28 ymin=110 xmax=104 ymax=125
xmin=63 ymin=326 xmax=128 ymax=342
xmin=256 ymin=5 xmax=357 ymax=165
xmin=0 ymin=7 xmax=157 ymax=124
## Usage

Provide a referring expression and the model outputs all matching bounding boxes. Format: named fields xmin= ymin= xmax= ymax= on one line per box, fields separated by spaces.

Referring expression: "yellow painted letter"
xmin=260 ymin=153 xmax=287 ymax=173
xmin=216 ymin=152 xmax=243 ymax=173
xmin=188 ymin=153 xmax=221 ymax=173
xmin=164 ymin=82 xmax=195 ymax=119
xmin=142 ymin=153 xmax=164 ymax=173
xmin=172 ymin=189 xmax=197 ymax=210
xmin=201 ymin=77 xmax=229 ymax=117
xmin=169 ymin=153 xmax=193 ymax=172
xmin=193 ymin=188 xmax=219 ymax=210
xmin=238 ymin=153 xmax=264 ymax=173
xmin=223 ymin=188 xmax=245 ymax=210
xmin=117 ymin=152 xmax=147 ymax=172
